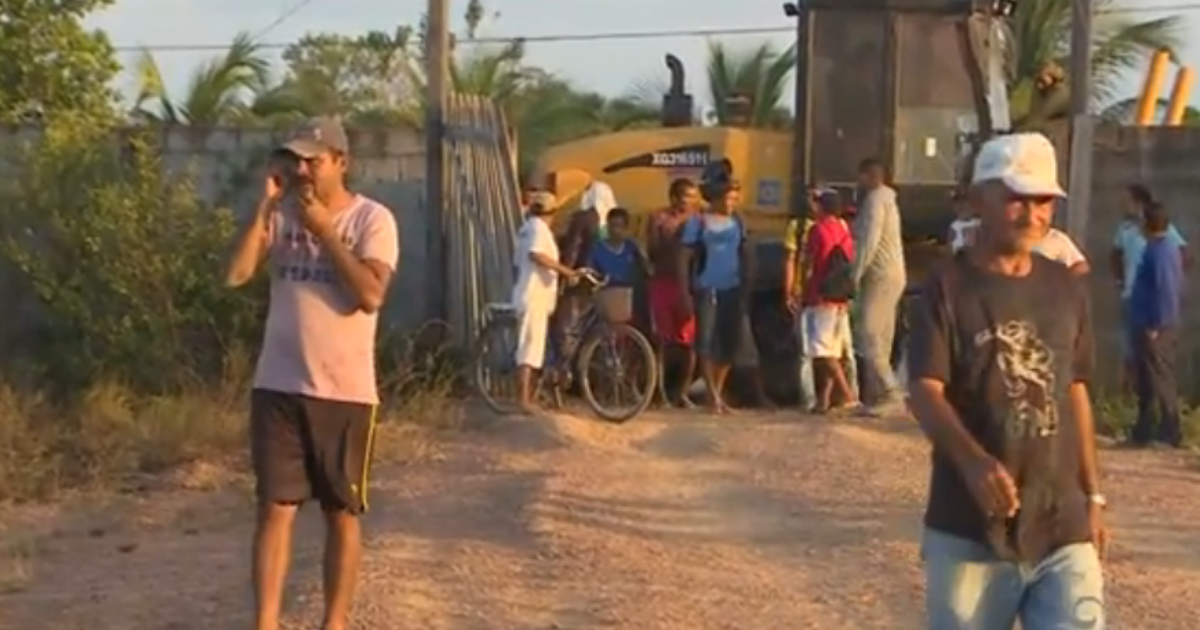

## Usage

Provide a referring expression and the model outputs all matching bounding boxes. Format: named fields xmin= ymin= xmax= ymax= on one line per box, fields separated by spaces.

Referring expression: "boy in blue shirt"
xmin=586 ymin=208 xmax=647 ymax=288
xmin=1129 ymin=202 xmax=1186 ymax=447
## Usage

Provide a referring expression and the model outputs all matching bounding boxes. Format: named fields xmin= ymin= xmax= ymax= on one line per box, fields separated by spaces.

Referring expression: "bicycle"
xmin=471 ymin=268 xmax=658 ymax=423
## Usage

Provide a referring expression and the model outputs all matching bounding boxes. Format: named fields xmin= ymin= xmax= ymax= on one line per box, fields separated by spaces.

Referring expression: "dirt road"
xmin=3 ymin=411 xmax=1199 ymax=629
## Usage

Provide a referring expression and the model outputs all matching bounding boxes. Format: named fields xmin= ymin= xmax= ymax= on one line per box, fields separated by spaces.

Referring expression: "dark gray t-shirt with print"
xmin=907 ymin=253 xmax=1094 ymax=562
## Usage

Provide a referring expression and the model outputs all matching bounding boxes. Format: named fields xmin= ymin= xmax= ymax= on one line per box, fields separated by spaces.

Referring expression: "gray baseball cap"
xmin=279 ymin=116 xmax=350 ymax=158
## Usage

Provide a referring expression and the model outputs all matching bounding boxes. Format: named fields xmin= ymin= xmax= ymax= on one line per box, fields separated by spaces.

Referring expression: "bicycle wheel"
xmin=577 ymin=322 xmax=657 ymax=423
xmin=472 ymin=315 xmax=521 ymax=415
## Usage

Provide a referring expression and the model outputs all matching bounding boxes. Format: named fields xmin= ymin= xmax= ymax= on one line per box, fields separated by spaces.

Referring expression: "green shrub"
xmin=0 ymin=119 xmax=455 ymax=502
xmin=0 ymin=115 xmax=267 ymax=393
xmin=1093 ymin=394 xmax=1200 ymax=448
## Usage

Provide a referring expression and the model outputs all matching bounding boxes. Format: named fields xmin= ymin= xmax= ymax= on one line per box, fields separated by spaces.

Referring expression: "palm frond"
xmin=131 ymin=50 xmax=179 ymax=123
xmin=1090 ymin=15 xmax=1184 ymax=102
xmin=177 ymin=32 xmax=276 ymax=125
xmin=453 ymin=40 xmax=529 ymax=100
xmin=705 ymin=40 xmax=795 ymax=127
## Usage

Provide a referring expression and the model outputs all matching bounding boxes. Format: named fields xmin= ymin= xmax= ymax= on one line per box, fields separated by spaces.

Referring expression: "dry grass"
xmin=0 ymin=529 xmax=36 ymax=594
xmin=0 ymin=323 xmax=466 ymax=506
xmin=0 ymin=379 xmax=246 ymax=503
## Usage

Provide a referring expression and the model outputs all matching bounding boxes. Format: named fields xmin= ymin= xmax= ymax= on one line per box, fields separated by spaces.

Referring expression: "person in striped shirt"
xmin=784 ymin=194 xmax=817 ymax=410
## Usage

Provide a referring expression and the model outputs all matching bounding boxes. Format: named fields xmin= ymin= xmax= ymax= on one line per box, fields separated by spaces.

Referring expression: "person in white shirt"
xmin=512 ymin=192 xmax=580 ymax=412
xmin=948 ymin=191 xmax=980 ymax=254
xmin=948 ymin=216 xmax=981 ymax=253
xmin=1033 ymin=226 xmax=1089 ymax=275
xmin=949 ymin=194 xmax=1087 ymax=275
xmin=581 ymin=180 xmax=618 ymax=237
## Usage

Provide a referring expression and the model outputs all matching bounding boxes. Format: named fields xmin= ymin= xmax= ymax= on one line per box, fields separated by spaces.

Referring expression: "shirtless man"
xmin=646 ymin=178 xmax=701 ymax=406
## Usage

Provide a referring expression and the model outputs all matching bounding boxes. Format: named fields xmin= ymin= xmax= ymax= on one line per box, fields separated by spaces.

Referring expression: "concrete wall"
xmin=1071 ymin=125 xmax=1200 ymax=396
xmin=0 ymin=123 xmax=435 ymax=342
xmin=5 ymin=122 xmax=1200 ymax=388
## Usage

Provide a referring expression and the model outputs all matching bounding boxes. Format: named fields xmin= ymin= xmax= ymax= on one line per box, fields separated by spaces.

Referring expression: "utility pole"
xmin=425 ymin=0 xmax=450 ymax=320
xmin=784 ymin=1 xmax=813 ymax=216
xmin=1065 ymin=0 xmax=1093 ymax=243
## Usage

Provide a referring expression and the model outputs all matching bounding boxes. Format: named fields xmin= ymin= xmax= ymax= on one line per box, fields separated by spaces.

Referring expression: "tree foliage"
xmin=278 ymin=28 xmax=418 ymax=124
xmin=0 ymin=116 xmax=265 ymax=392
xmin=0 ymin=0 xmax=121 ymax=123
xmin=1008 ymin=0 xmax=1183 ymax=127
xmin=134 ymin=32 xmax=289 ymax=125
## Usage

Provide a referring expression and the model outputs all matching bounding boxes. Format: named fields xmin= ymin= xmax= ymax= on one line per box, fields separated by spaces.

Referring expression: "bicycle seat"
xmin=487 ymin=302 xmax=518 ymax=314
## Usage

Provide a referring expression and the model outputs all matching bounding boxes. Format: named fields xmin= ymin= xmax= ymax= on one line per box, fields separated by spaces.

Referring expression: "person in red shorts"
xmin=646 ymin=178 xmax=701 ymax=407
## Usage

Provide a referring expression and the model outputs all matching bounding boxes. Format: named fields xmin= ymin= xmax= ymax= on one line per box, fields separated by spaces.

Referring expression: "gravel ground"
xmin=2 ymin=410 xmax=1198 ymax=629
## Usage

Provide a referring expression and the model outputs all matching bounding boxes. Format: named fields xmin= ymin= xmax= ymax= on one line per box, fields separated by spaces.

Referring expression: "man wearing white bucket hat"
xmin=908 ymin=132 xmax=1107 ymax=629
xmin=513 ymin=192 xmax=581 ymax=413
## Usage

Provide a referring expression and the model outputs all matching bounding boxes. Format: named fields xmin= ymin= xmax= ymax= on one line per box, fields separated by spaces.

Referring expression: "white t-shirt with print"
xmin=1034 ymin=228 xmax=1086 ymax=268
xmin=512 ymin=216 xmax=560 ymax=315
xmin=949 ymin=218 xmax=980 ymax=253
xmin=254 ymin=194 xmax=400 ymax=405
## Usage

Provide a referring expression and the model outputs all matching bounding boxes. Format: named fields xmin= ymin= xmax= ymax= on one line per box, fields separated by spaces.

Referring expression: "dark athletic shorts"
xmin=250 ymin=389 xmax=378 ymax=514
xmin=694 ymin=287 xmax=743 ymax=364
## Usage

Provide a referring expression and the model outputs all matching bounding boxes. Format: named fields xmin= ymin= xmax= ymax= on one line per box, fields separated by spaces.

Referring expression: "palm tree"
xmin=402 ymin=39 xmax=534 ymax=108
xmin=1008 ymin=0 xmax=1183 ymax=128
xmin=1100 ymin=96 xmax=1200 ymax=125
xmin=133 ymin=33 xmax=307 ymax=125
xmin=451 ymin=41 xmax=533 ymax=100
xmin=705 ymin=41 xmax=796 ymax=128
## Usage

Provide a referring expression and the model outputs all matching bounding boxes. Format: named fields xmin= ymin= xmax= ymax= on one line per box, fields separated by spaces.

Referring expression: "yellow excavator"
xmin=533 ymin=0 xmax=1023 ymax=291
xmin=527 ymin=1 xmax=1190 ymax=402
xmin=532 ymin=1 xmax=1193 ymax=289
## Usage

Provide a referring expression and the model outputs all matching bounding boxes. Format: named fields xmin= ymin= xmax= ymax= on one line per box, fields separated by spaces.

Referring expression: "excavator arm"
xmin=954 ymin=1 xmax=1017 ymax=188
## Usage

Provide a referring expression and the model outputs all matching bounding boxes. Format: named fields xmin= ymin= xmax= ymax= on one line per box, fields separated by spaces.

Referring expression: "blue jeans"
xmin=797 ymin=315 xmax=816 ymax=406
xmin=922 ymin=529 xmax=1105 ymax=630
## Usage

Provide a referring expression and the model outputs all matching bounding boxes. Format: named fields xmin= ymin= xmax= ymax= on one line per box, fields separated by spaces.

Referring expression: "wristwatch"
xmin=1087 ymin=493 xmax=1107 ymax=508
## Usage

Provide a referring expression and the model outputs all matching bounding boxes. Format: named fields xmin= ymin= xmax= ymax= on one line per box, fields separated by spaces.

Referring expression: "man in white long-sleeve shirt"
xmin=851 ymin=158 xmax=908 ymax=416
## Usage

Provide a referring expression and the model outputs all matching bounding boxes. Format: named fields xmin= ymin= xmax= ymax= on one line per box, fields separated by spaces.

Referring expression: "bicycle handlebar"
xmin=576 ymin=267 xmax=608 ymax=290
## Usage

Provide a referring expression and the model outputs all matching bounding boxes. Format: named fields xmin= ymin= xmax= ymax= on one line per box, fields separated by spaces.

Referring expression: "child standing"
xmin=587 ymin=208 xmax=648 ymax=289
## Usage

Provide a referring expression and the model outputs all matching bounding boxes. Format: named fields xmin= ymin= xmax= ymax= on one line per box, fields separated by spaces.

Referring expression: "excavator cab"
xmin=789 ymin=0 xmax=1012 ymax=249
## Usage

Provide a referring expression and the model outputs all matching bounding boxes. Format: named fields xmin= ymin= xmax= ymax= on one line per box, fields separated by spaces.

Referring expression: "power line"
xmin=111 ymin=3 xmax=1200 ymax=54
xmin=250 ymin=0 xmax=319 ymax=41
xmin=111 ymin=26 xmax=790 ymax=53
xmin=1112 ymin=0 xmax=1200 ymax=12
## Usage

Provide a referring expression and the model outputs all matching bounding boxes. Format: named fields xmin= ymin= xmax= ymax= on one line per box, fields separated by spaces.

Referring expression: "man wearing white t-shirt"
xmin=949 ymin=207 xmax=1088 ymax=276
xmin=1034 ymin=226 xmax=1089 ymax=275
xmin=224 ymin=117 xmax=400 ymax=630
xmin=513 ymin=192 xmax=580 ymax=412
